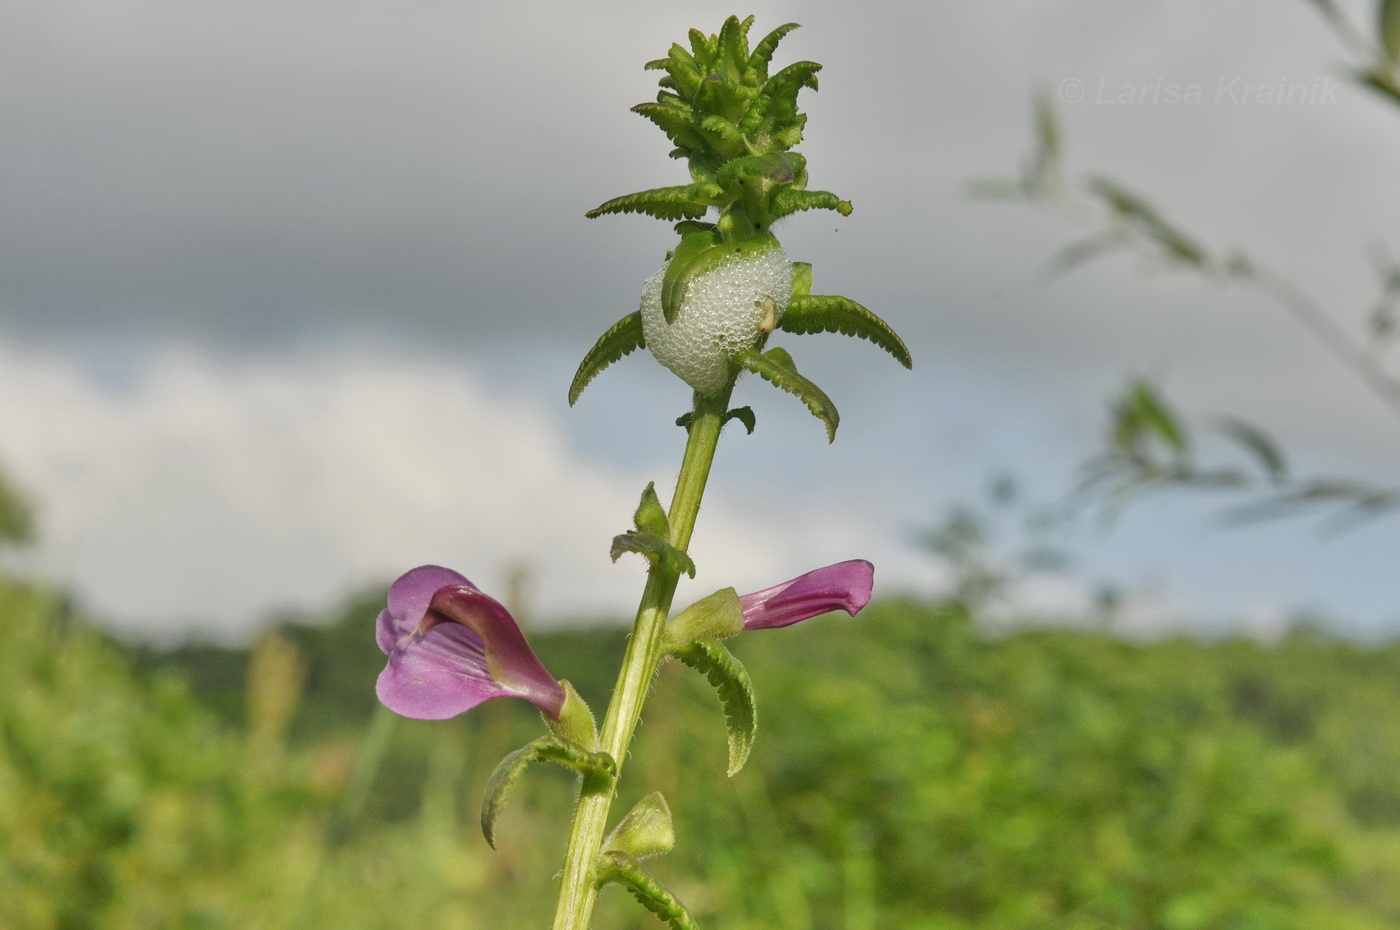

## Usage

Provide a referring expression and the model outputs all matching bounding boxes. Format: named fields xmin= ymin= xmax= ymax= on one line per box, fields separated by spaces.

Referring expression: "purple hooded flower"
xmin=376 ymin=565 xmax=566 ymax=721
xmin=738 ymin=559 xmax=874 ymax=630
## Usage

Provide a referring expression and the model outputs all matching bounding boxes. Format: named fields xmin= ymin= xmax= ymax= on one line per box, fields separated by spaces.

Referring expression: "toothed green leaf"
xmin=736 ymin=346 xmax=840 ymax=442
xmin=780 ymin=295 xmax=913 ymax=368
xmin=610 ymin=531 xmax=696 ymax=578
xmin=481 ymin=736 xmax=616 ymax=848
xmin=672 ymin=638 xmax=758 ymax=776
xmin=631 ymin=102 xmax=708 ymax=153
xmin=760 ymin=60 xmax=822 ymax=117
xmin=687 ymin=28 xmax=710 ymax=61
xmin=568 ymin=312 xmax=645 ymax=406
xmin=716 ymin=15 xmax=749 ymax=75
xmin=597 ymin=852 xmax=700 ymax=930
xmin=748 ymin=22 xmax=800 ymax=79
xmin=586 ymin=183 xmax=721 ymax=221
xmin=698 ymin=113 xmax=745 ymax=146
xmin=715 ymin=152 xmax=800 ymax=187
xmin=659 ymin=43 xmax=703 ymax=97
xmin=771 ymin=188 xmax=851 ymax=219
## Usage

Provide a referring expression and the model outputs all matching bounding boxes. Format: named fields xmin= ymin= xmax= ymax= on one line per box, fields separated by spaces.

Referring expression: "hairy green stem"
xmin=551 ymin=385 xmax=733 ymax=930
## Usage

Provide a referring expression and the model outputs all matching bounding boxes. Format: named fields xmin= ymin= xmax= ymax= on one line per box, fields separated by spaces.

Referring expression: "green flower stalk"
xmin=373 ymin=16 xmax=910 ymax=930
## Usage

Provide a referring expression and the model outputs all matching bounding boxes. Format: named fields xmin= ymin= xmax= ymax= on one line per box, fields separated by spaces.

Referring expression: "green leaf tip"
xmin=736 ymin=346 xmax=840 ymax=442
xmin=780 ymin=294 xmax=913 ymax=368
xmin=481 ymin=736 xmax=617 ymax=849
xmin=597 ymin=852 xmax=701 ymax=930
xmin=672 ymin=638 xmax=758 ymax=776
xmin=633 ymin=481 xmax=670 ymax=538
xmin=569 ymin=312 xmax=645 ymax=405
xmin=586 ymin=182 xmax=723 ymax=221
xmin=589 ymin=16 xmax=847 ymax=241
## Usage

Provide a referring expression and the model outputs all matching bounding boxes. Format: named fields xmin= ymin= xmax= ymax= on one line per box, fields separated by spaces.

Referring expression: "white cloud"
xmin=0 ymin=335 xmax=920 ymax=640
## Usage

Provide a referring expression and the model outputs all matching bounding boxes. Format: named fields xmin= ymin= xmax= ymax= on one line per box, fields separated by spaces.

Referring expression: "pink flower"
xmin=739 ymin=560 xmax=874 ymax=630
xmin=376 ymin=565 xmax=566 ymax=720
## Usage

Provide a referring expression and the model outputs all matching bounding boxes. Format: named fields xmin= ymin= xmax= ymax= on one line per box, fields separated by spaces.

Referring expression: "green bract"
xmin=572 ymin=15 xmax=910 ymax=437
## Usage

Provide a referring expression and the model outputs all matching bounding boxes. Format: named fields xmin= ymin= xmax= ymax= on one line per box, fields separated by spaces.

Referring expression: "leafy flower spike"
xmin=739 ymin=558 xmax=874 ymax=629
xmin=376 ymin=565 xmax=566 ymax=721
xmin=570 ymin=16 xmax=910 ymax=440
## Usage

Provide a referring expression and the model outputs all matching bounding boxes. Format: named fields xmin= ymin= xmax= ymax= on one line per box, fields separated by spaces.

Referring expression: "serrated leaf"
xmin=672 ymin=638 xmax=758 ymax=776
xmin=631 ymin=102 xmax=709 ymax=154
xmin=716 ymin=152 xmax=799 ymax=187
xmin=716 ymin=15 xmax=749 ymax=75
xmin=568 ymin=312 xmax=645 ymax=406
xmin=658 ymin=43 xmax=703 ymax=98
xmin=597 ymin=852 xmax=700 ymax=930
xmin=1383 ymin=0 xmax=1400 ymax=63
xmin=610 ymin=531 xmax=697 ymax=578
xmin=780 ymin=295 xmax=912 ymax=368
xmin=687 ymin=28 xmax=710 ymax=62
xmin=633 ymin=481 xmax=670 ymax=538
xmin=748 ymin=22 xmax=800 ymax=79
xmin=698 ymin=112 xmax=745 ymax=146
xmin=771 ymin=188 xmax=852 ymax=218
xmin=481 ymin=736 xmax=617 ymax=848
xmin=586 ymin=183 xmax=720 ymax=221
xmin=761 ymin=60 xmax=822 ymax=110
xmin=736 ymin=346 xmax=840 ymax=442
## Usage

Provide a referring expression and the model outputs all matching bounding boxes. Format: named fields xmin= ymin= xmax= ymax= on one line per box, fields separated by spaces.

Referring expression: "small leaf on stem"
xmin=596 ymin=852 xmax=701 ymax=930
xmin=481 ymin=736 xmax=617 ymax=848
xmin=671 ymin=638 xmax=758 ymax=775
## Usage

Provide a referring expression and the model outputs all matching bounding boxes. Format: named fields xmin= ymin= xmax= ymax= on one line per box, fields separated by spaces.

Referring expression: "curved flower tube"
xmin=739 ymin=559 xmax=874 ymax=630
xmin=376 ymin=565 xmax=566 ymax=721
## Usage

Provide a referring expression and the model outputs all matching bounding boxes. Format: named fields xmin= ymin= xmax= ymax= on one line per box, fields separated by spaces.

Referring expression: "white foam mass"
xmin=639 ymin=245 xmax=793 ymax=395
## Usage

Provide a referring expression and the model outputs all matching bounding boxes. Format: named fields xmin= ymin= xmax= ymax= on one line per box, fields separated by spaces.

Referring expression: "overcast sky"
xmin=2 ymin=0 xmax=1398 ymax=641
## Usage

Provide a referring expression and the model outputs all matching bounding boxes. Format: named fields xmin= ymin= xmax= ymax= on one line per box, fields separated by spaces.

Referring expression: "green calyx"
xmin=665 ymin=587 xmax=745 ymax=644
xmin=587 ymin=15 xmax=850 ymax=244
xmin=544 ymin=680 xmax=602 ymax=751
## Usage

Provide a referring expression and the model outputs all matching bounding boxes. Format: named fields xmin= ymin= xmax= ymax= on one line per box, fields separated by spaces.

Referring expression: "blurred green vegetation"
xmin=6 ymin=569 xmax=1400 ymax=929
